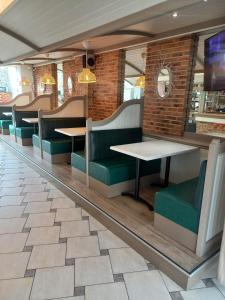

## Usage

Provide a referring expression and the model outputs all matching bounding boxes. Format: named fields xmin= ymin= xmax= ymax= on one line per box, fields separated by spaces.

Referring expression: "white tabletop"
xmin=110 ymin=140 xmax=198 ymax=161
xmin=55 ymin=127 xmax=86 ymax=137
xmin=22 ymin=118 xmax=38 ymax=124
xmin=3 ymin=112 xmax=12 ymax=116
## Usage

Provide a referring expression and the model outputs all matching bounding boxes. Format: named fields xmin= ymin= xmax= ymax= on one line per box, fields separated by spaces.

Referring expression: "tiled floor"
xmin=0 ymin=142 xmax=223 ymax=300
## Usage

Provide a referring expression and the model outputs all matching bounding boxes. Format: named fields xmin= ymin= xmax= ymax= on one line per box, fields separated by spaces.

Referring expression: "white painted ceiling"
xmin=0 ymin=0 xmax=225 ymax=65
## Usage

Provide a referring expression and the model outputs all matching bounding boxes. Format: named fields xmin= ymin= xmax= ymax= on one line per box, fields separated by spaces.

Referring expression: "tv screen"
xmin=204 ymin=30 xmax=225 ymax=91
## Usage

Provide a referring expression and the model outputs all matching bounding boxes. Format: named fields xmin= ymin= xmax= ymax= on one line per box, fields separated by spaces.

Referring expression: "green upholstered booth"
xmin=33 ymin=117 xmax=85 ymax=163
xmin=154 ymin=160 xmax=207 ymax=250
xmin=71 ymin=127 xmax=161 ymax=196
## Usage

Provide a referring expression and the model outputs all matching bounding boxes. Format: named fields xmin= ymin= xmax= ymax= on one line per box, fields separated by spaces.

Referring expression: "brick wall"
xmin=63 ymin=50 xmax=124 ymax=120
xmin=63 ymin=57 xmax=88 ymax=101
xmin=33 ymin=63 xmax=58 ymax=108
xmin=196 ymin=122 xmax=225 ymax=134
xmin=143 ymin=35 xmax=198 ymax=136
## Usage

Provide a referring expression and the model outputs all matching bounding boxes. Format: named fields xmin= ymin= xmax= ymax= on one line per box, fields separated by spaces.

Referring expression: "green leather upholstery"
xmin=71 ymin=127 xmax=161 ymax=186
xmin=0 ymin=120 xmax=12 ymax=129
xmin=14 ymin=111 xmax=38 ymax=127
xmin=0 ymin=107 xmax=12 ymax=120
xmin=16 ymin=127 xmax=35 ymax=138
xmin=155 ymin=160 xmax=207 ymax=233
xmin=33 ymin=134 xmax=84 ymax=155
xmin=90 ymin=128 xmax=142 ymax=161
xmin=9 ymin=124 xmax=15 ymax=135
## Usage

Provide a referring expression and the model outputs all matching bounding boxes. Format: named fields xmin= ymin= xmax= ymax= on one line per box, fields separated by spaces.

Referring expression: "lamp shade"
xmin=135 ymin=75 xmax=145 ymax=88
xmin=41 ymin=73 xmax=56 ymax=85
xmin=78 ymin=68 xmax=96 ymax=84
xmin=20 ymin=77 xmax=30 ymax=86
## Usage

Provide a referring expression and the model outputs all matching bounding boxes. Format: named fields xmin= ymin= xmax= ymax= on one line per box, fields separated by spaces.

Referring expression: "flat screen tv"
xmin=204 ymin=30 xmax=225 ymax=91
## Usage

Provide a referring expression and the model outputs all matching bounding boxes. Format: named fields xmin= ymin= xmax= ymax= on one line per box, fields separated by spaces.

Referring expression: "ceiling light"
xmin=0 ymin=0 xmax=15 ymax=15
xmin=172 ymin=11 xmax=178 ymax=18
xmin=203 ymin=0 xmax=207 ymax=2
xmin=135 ymin=75 xmax=145 ymax=88
xmin=78 ymin=68 xmax=96 ymax=84
xmin=40 ymin=73 xmax=56 ymax=85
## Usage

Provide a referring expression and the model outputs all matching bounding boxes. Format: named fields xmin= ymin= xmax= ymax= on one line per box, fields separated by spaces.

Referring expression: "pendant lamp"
xmin=78 ymin=49 xmax=96 ymax=84
xmin=20 ymin=77 xmax=31 ymax=86
xmin=135 ymin=75 xmax=145 ymax=88
xmin=40 ymin=73 xmax=56 ymax=85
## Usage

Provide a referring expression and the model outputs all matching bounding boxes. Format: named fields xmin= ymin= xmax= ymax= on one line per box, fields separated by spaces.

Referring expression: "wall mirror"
xmin=67 ymin=76 xmax=73 ymax=95
xmin=157 ymin=67 xmax=171 ymax=98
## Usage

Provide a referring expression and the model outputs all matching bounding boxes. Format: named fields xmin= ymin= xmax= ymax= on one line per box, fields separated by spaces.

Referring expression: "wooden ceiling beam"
xmin=49 ymin=48 xmax=85 ymax=53
xmin=125 ymin=60 xmax=143 ymax=74
xmin=0 ymin=25 xmax=40 ymax=51
xmin=104 ymin=29 xmax=154 ymax=38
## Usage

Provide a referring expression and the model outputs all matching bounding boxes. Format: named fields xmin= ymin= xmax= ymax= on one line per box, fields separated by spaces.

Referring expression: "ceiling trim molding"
xmin=21 ymin=57 xmax=56 ymax=61
xmin=48 ymin=48 xmax=86 ymax=53
xmin=125 ymin=60 xmax=143 ymax=74
xmin=0 ymin=24 xmax=40 ymax=51
xmin=104 ymin=30 xmax=154 ymax=38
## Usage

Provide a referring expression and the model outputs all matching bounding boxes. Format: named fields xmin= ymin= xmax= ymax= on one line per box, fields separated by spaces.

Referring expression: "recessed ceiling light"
xmin=203 ymin=0 xmax=208 ymax=2
xmin=172 ymin=12 xmax=178 ymax=18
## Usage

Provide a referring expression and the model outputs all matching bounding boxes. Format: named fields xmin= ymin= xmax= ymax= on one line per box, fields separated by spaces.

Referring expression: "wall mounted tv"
xmin=204 ymin=30 xmax=225 ymax=91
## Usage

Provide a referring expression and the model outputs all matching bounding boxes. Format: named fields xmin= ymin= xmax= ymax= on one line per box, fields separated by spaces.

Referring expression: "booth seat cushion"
xmin=154 ymin=160 xmax=207 ymax=234
xmin=90 ymin=157 xmax=161 ymax=185
xmin=0 ymin=120 xmax=12 ymax=129
xmin=33 ymin=134 xmax=77 ymax=155
xmin=72 ymin=151 xmax=161 ymax=185
xmin=9 ymin=124 xmax=15 ymax=135
xmin=155 ymin=178 xmax=199 ymax=233
xmin=16 ymin=127 xmax=35 ymax=138
xmin=71 ymin=151 xmax=86 ymax=173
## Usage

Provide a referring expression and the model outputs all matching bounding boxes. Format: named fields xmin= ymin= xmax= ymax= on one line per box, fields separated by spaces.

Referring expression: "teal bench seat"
xmin=71 ymin=151 xmax=161 ymax=186
xmin=0 ymin=119 xmax=12 ymax=129
xmin=33 ymin=134 xmax=72 ymax=155
xmin=16 ymin=127 xmax=35 ymax=139
xmin=155 ymin=160 xmax=207 ymax=234
xmin=9 ymin=124 xmax=15 ymax=135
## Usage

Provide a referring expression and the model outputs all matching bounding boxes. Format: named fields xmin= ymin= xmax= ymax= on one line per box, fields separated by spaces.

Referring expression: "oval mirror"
xmin=157 ymin=67 xmax=171 ymax=98
xmin=67 ymin=76 xmax=73 ymax=95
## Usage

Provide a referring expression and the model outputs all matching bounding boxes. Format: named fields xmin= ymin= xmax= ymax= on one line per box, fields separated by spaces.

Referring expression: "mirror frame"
xmin=156 ymin=66 xmax=172 ymax=99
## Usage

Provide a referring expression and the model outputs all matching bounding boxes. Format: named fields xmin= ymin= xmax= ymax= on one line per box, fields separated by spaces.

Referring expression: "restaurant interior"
xmin=1 ymin=0 xmax=225 ymax=289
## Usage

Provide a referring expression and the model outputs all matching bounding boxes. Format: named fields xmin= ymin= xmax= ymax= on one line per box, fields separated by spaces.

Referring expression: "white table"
xmin=55 ymin=127 xmax=86 ymax=152
xmin=22 ymin=118 xmax=39 ymax=133
xmin=110 ymin=140 xmax=197 ymax=209
xmin=3 ymin=112 xmax=12 ymax=117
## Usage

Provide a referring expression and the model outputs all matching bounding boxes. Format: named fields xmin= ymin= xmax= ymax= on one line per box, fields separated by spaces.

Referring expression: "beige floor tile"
xmin=52 ymin=298 xmax=84 ymax=300
xmin=28 ymin=243 xmax=66 ymax=269
xmin=75 ymin=256 xmax=113 ymax=287
xmin=0 ymin=233 xmax=28 ymax=253
xmin=98 ymin=230 xmax=128 ymax=249
xmin=30 ymin=266 xmax=74 ymax=300
xmin=23 ymin=184 xmax=46 ymax=193
xmin=89 ymin=216 xmax=107 ymax=231
xmin=124 ymin=270 xmax=171 ymax=300
xmin=0 ymin=218 xmax=26 ymax=234
xmin=212 ymin=278 xmax=225 ymax=297
xmin=48 ymin=189 xmax=66 ymax=198
xmin=0 ymin=180 xmax=23 ymax=187
xmin=55 ymin=208 xmax=81 ymax=222
xmin=81 ymin=209 xmax=90 ymax=217
xmin=0 ymin=195 xmax=24 ymax=206
xmin=181 ymin=287 xmax=224 ymax=300
xmin=0 ymin=252 xmax=30 ymax=280
xmin=46 ymin=182 xmax=57 ymax=190
xmin=25 ymin=212 xmax=55 ymax=228
xmin=109 ymin=248 xmax=148 ymax=274
xmin=67 ymin=236 xmax=100 ymax=258
xmin=0 ymin=205 xmax=24 ymax=218
xmin=51 ymin=197 xmax=75 ymax=209
xmin=1 ymin=174 xmax=24 ymax=181
xmin=26 ymin=226 xmax=60 ymax=246
xmin=23 ymin=172 xmax=40 ymax=178
xmin=24 ymin=201 xmax=51 ymax=214
xmin=23 ymin=192 xmax=48 ymax=202
xmin=60 ymin=220 xmax=89 ymax=238
xmin=86 ymin=282 xmax=128 ymax=300
xmin=0 ymin=187 xmax=23 ymax=196
xmin=23 ymin=178 xmax=44 ymax=185
xmin=0 ymin=277 xmax=33 ymax=300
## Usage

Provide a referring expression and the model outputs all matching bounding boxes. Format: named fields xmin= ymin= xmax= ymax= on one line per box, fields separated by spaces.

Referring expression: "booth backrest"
xmin=194 ymin=160 xmax=207 ymax=211
xmin=90 ymin=127 xmax=142 ymax=161
xmin=41 ymin=96 xmax=87 ymax=118
xmin=15 ymin=94 xmax=52 ymax=112
xmin=0 ymin=92 xmax=31 ymax=108
xmin=0 ymin=106 xmax=12 ymax=120
xmin=40 ymin=117 xmax=86 ymax=139
xmin=14 ymin=111 xmax=38 ymax=127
